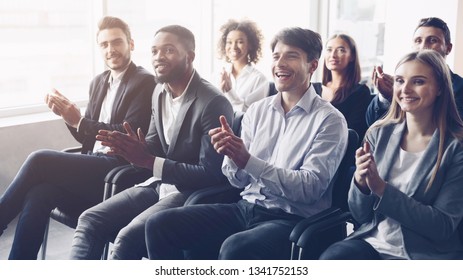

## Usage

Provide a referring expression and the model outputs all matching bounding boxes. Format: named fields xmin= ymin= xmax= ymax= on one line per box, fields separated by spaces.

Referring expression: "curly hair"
xmin=217 ymin=19 xmax=263 ymax=64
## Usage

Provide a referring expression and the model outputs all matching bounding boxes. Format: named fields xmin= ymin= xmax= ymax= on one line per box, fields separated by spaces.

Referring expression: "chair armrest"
xmin=295 ymin=211 xmax=352 ymax=259
xmin=289 ymin=207 xmax=342 ymax=244
xmin=184 ymin=183 xmax=241 ymax=206
xmin=110 ymin=165 xmax=152 ymax=196
xmin=61 ymin=146 xmax=82 ymax=153
xmin=102 ymin=165 xmax=132 ymax=200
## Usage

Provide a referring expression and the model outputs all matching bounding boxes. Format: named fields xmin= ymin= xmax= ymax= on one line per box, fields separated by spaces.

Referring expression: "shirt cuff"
xmin=153 ymin=157 xmax=165 ymax=180
xmin=243 ymin=155 xmax=266 ymax=180
xmin=377 ymin=94 xmax=391 ymax=110
xmin=76 ymin=117 xmax=84 ymax=133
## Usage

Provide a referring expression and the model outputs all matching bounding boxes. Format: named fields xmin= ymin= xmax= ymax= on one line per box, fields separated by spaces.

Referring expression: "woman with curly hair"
xmin=217 ymin=19 xmax=269 ymax=112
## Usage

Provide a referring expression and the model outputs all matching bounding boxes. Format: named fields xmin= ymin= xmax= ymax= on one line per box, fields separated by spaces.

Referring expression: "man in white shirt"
xmin=145 ymin=27 xmax=348 ymax=260
xmin=69 ymin=25 xmax=233 ymax=260
xmin=0 ymin=16 xmax=155 ymax=259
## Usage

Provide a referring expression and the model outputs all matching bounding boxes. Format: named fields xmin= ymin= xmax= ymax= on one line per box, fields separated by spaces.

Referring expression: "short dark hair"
xmin=217 ymin=19 xmax=264 ymax=64
xmin=155 ymin=25 xmax=195 ymax=52
xmin=415 ymin=17 xmax=451 ymax=45
xmin=97 ymin=16 xmax=132 ymax=42
xmin=270 ymin=27 xmax=322 ymax=62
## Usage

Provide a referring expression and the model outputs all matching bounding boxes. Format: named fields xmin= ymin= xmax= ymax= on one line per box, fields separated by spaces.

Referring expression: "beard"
xmin=154 ymin=57 xmax=188 ymax=84
xmin=105 ymin=52 xmax=131 ymax=72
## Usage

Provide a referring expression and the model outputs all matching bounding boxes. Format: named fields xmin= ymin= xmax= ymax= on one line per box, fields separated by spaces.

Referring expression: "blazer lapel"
xmin=110 ymin=63 xmax=135 ymax=121
xmin=377 ymin=122 xmax=405 ymax=181
xmin=155 ymin=87 xmax=169 ymax=153
xmin=405 ymin=129 xmax=440 ymax=197
xmin=93 ymin=71 xmax=111 ymax=120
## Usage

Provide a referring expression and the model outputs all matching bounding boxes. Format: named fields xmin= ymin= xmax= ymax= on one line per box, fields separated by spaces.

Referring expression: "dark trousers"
xmin=319 ymin=239 xmax=381 ymax=260
xmin=69 ymin=185 xmax=188 ymax=260
xmin=145 ymin=200 xmax=303 ymax=260
xmin=0 ymin=149 xmax=122 ymax=259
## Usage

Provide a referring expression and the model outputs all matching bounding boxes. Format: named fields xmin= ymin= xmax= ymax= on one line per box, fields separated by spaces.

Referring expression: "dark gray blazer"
xmin=348 ymin=121 xmax=463 ymax=259
xmin=145 ymin=71 xmax=233 ymax=193
xmin=68 ymin=62 xmax=156 ymax=154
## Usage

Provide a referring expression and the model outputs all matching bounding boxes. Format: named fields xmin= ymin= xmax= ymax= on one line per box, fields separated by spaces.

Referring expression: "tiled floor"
xmin=0 ymin=217 xmax=74 ymax=260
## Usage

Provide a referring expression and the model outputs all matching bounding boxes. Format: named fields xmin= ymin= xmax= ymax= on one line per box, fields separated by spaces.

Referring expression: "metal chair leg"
xmin=40 ymin=217 xmax=51 ymax=260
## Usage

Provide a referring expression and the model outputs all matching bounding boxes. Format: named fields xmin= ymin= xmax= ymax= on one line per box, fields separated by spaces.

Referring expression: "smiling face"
xmin=225 ymin=30 xmax=249 ymax=64
xmin=324 ymin=37 xmax=352 ymax=72
xmin=151 ymin=32 xmax=191 ymax=84
xmin=271 ymin=41 xmax=317 ymax=94
xmin=97 ymin=28 xmax=133 ymax=74
xmin=394 ymin=60 xmax=439 ymax=117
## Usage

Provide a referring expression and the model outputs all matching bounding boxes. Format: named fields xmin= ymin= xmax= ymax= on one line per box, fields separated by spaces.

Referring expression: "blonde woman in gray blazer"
xmin=320 ymin=50 xmax=463 ymax=260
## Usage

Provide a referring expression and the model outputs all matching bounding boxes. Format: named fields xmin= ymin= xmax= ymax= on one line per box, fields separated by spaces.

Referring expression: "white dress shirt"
xmin=92 ymin=68 xmax=128 ymax=154
xmin=220 ymin=64 xmax=269 ymax=112
xmin=222 ymin=85 xmax=348 ymax=218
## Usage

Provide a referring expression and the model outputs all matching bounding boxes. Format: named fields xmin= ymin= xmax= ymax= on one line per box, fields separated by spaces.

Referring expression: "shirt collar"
xmin=162 ymin=69 xmax=196 ymax=99
xmin=109 ymin=66 xmax=129 ymax=87
xmin=270 ymin=83 xmax=317 ymax=114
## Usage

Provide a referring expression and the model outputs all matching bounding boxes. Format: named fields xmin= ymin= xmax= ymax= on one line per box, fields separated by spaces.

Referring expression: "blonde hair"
xmin=372 ymin=50 xmax=463 ymax=191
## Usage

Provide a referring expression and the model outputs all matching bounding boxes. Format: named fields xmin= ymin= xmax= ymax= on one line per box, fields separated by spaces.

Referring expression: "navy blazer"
xmin=144 ymin=71 xmax=233 ymax=193
xmin=348 ymin=122 xmax=463 ymax=259
xmin=67 ymin=62 xmax=156 ymax=154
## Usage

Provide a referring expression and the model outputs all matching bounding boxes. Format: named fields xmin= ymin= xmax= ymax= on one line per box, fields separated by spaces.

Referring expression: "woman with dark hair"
xmin=314 ymin=34 xmax=371 ymax=140
xmin=320 ymin=50 xmax=463 ymax=260
xmin=217 ymin=19 xmax=269 ymax=112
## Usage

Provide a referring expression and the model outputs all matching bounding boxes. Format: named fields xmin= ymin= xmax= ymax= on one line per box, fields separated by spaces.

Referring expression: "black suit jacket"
xmin=145 ymin=71 xmax=234 ymax=193
xmin=67 ymin=62 xmax=156 ymax=154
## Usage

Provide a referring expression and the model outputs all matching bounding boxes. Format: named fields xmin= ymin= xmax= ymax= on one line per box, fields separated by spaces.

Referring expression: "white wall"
xmin=0 ymin=118 xmax=80 ymax=194
xmin=382 ymin=0 xmax=461 ymax=73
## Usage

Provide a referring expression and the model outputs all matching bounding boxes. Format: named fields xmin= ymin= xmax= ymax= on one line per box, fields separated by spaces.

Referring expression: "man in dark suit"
xmin=0 ymin=16 xmax=155 ymax=259
xmin=366 ymin=17 xmax=463 ymax=127
xmin=69 ymin=25 xmax=233 ymax=260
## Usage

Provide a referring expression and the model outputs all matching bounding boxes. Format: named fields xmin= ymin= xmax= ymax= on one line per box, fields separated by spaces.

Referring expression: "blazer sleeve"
xmin=348 ymin=128 xmax=379 ymax=224
xmin=375 ymin=143 xmax=463 ymax=241
xmin=365 ymin=95 xmax=388 ymax=127
xmin=68 ymin=68 xmax=155 ymax=152
xmin=162 ymin=94 xmax=234 ymax=191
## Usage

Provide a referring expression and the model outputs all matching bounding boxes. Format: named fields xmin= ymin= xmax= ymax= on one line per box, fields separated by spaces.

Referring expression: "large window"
xmin=0 ymin=0 xmax=388 ymax=118
xmin=326 ymin=0 xmax=387 ymax=87
xmin=0 ymin=0 xmax=94 ymax=115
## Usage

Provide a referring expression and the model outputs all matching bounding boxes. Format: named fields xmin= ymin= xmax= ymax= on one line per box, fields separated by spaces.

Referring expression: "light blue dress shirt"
xmin=222 ymin=84 xmax=348 ymax=218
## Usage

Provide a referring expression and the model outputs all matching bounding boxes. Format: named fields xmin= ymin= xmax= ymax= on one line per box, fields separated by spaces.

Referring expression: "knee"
xmin=319 ymin=241 xmax=350 ymax=260
xmin=76 ymin=208 xmax=102 ymax=233
xmin=115 ymin=217 xmax=145 ymax=243
xmin=26 ymin=149 xmax=55 ymax=165
xmin=219 ymin=234 xmax=249 ymax=260
xmin=146 ymin=209 xmax=177 ymax=238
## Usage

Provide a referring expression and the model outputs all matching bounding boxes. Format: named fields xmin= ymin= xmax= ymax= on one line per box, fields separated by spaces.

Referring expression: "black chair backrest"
xmin=268 ymin=81 xmax=277 ymax=96
xmin=232 ymin=111 xmax=245 ymax=137
xmin=331 ymin=129 xmax=359 ymax=212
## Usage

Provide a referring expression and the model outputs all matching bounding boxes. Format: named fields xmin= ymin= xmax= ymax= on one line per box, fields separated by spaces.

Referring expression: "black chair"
xmin=289 ymin=129 xmax=359 ymax=259
xmin=268 ymin=81 xmax=277 ymax=96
